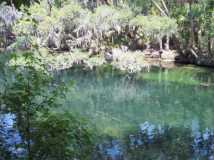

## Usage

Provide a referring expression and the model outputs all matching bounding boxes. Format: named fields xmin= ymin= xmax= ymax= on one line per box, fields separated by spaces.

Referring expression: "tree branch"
xmin=161 ymin=0 xmax=169 ymax=15
xmin=151 ymin=0 xmax=168 ymax=16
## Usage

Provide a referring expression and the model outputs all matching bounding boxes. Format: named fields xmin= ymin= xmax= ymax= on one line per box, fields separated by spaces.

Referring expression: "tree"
xmin=0 ymin=3 xmax=20 ymax=51
xmin=0 ymin=52 xmax=94 ymax=160
xmin=130 ymin=15 xmax=177 ymax=50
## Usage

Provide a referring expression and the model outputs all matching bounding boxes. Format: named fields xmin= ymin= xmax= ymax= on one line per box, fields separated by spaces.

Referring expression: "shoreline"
xmin=42 ymin=48 xmax=214 ymax=73
xmin=6 ymin=48 xmax=214 ymax=73
xmin=39 ymin=48 xmax=178 ymax=72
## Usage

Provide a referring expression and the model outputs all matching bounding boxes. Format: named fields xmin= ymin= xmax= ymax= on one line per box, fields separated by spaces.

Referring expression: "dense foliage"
xmin=0 ymin=53 xmax=94 ymax=160
xmin=1 ymin=0 xmax=213 ymax=57
xmin=0 ymin=0 xmax=214 ymax=158
xmin=129 ymin=0 xmax=214 ymax=55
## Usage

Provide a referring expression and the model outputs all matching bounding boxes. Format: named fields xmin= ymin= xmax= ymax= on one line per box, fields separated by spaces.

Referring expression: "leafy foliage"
xmin=13 ymin=0 xmax=83 ymax=50
xmin=130 ymin=15 xmax=177 ymax=44
xmin=13 ymin=2 xmax=134 ymax=51
xmin=31 ymin=112 xmax=94 ymax=160
xmin=130 ymin=0 xmax=214 ymax=54
xmin=0 ymin=53 xmax=94 ymax=160
xmin=0 ymin=3 xmax=20 ymax=49
xmin=73 ymin=5 xmax=133 ymax=50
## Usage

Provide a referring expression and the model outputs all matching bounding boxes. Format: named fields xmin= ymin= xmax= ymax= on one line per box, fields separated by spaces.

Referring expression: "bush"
xmin=31 ymin=112 xmax=94 ymax=160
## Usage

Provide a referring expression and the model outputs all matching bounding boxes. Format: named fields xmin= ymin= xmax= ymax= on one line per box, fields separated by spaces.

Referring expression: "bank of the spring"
xmin=39 ymin=48 xmax=179 ymax=73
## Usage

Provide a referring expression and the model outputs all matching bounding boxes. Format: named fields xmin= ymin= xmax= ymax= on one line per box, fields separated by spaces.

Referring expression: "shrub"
xmin=31 ymin=112 xmax=94 ymax=160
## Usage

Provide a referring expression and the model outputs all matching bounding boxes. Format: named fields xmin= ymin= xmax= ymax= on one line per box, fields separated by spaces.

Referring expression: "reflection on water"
xmin=94 ymin=121 xmax=214 ymax=160
xmin=0 ymin=114 xmax=24 ymax=158
xmin=59 ymin=66 xmax=214 ymax=135
xmin=58 ymin=65 xmax=214 ymax=159
xmin=1 ymin=65 xmax=214 ymax=159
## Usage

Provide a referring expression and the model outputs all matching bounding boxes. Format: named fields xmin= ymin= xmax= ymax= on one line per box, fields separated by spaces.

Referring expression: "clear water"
xmin=56 ymin=65 xmax=214 ymax=159
xmin=2 ymin=64 xmax=214 ymax=159
xmin=58 ymin=65 xmax=214 ymax=137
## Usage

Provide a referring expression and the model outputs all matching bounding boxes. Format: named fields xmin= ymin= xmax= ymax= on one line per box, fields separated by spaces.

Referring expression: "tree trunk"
xmin=188 ymin=2 xmax=195 ymax=50
xmin=146 ymin=42 xmax=150 ymax=50
xmin=159 ymin=37 xmax=163 ymax=50
xmin=10 ymin=0 xmax=13 ymax=7
xmin=208 ymin=36 xmax=211 ymax=55
xmin=26 ymin=110 xmax=32 ymax=160
xmin=165 ymin=34 xmax=170 ymax=50
xmin=47 ymin=0 xmax=52 ymax=16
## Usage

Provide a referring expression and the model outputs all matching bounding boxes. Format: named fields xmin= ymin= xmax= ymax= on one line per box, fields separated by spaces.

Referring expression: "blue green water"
xmin=58 ymin=65 xmax=214 ymax=138
xmin=2 ymin=64 xmax=214 ymax=159
xmin=56 ymin=65 xmax=214 ymax=159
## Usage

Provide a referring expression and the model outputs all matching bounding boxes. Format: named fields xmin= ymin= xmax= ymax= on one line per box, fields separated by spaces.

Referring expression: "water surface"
xmin=2 ymin=64 xmax=214 ymax=159
xmin=58 ymin=65 xmax=214 ymax=136
xmin=57 ymin=65 xmax=214 ymax=159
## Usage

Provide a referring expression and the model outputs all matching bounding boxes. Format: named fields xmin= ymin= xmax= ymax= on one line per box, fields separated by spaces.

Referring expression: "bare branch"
xmin=161 ymin=0 xmax=169 ymax=15
xmin=151 ymin=0 xmax=168 ymax=16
